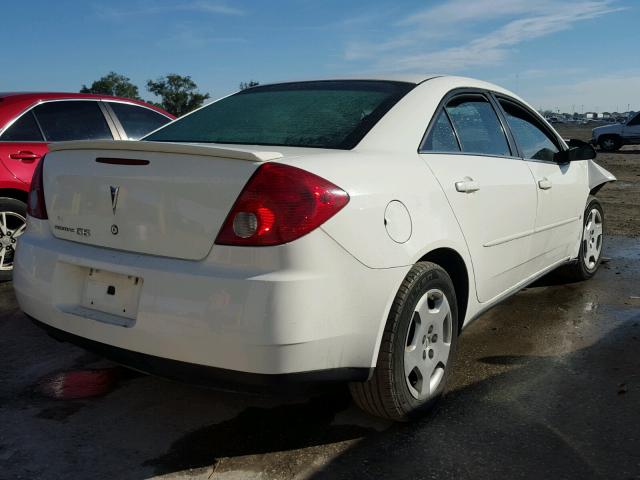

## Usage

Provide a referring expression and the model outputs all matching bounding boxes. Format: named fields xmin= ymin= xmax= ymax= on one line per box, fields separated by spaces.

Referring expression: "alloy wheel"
xmin=582 ymin=208 xmax=603 ymax=271
xmin=404 ymin=288 xmax=453 ymax=400
xmin=0 ymin=211 xmax=27 ymax=271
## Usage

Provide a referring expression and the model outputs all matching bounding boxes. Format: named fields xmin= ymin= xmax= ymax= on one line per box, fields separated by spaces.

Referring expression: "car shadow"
xmin=141 ymin=387 xmax=374 ymax=475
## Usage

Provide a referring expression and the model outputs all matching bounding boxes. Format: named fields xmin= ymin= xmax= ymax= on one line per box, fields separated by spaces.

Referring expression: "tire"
xmin=562 ymin=196 xmax=604 ymax=281
xmin=349 ymin=262 xmax=459 ymax=422
xmin=598 ymin=135 xmax=621 ymax=152
xmin=0 ymin=197 xmax=27 ymax=282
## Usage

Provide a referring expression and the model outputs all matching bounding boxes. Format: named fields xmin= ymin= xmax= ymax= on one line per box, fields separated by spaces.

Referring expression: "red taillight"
xmin=27 ymin=155 xmax=48 ymax=219
xmin=215 ymin=163 xmax=349 ymax=246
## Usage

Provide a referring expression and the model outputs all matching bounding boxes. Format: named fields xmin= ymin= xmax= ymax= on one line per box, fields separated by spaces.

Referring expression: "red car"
xmin=0 ymin=92 xmax=174 ymax=279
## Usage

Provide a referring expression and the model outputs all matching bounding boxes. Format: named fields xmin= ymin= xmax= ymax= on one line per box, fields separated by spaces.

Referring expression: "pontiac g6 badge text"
xmin=110 ymin=186 xmax=120 ymax=215
xmin=53 ymin=225 xmax=91 ymax=237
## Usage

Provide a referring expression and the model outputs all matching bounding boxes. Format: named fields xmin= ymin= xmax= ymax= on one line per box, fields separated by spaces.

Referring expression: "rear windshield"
xmin=144 ymin=80 xmax=415 ymax=149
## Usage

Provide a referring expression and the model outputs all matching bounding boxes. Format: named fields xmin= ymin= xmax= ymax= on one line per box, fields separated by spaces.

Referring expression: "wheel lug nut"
xmin=428 ymin=349 xmax=434 ymax=359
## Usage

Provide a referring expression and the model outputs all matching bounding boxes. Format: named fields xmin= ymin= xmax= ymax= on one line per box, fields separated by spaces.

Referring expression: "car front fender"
xmin=588 ymin=160 xmax=616 ymax=194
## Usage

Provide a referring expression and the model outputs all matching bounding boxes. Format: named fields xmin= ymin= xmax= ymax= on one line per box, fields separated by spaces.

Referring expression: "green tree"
xmin=146 ymin=74 xmax=210 ymax=117
xmin=239 ymin=80 xmax=260 ymax=90
xmin=80 ymin=72 xmax=141 ymax=99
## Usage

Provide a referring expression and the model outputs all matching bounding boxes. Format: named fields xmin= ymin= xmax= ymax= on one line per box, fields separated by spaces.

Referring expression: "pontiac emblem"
xmin=110 ymin=186 xmax=120 ymax=215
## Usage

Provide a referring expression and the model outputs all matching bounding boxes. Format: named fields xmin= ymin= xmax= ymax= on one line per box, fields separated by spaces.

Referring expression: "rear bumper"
xmin=31 ymin=317 xmax=370 ymax=390
xmin=14 ymin=217 xmax=407 ymax=378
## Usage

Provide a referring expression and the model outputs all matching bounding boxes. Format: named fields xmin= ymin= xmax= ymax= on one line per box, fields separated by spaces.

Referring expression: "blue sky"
xmin=2 ymin=0 xmax=638 ymax=113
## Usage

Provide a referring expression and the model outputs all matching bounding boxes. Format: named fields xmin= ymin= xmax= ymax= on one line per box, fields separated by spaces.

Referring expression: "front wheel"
xmin=0 ymin=197 xmax=27 ymax=282
xmin=349 ymin=262 xmax=459 ymax=421
xmin=598 ymin=135 xmax=621 ymax=152
xmin=562 ymin=196 xmax=604 ymax=281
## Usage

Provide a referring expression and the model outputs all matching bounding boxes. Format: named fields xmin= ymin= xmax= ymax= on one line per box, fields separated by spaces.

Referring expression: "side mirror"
xmin=554 ymin=139 xmax=597 ymax=163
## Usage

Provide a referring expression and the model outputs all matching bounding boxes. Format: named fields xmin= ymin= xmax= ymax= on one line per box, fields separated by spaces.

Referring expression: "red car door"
xmin=0 ymin=142 xmax=48 ymax=184
xmin=0 ymin=110 xmax=48 ymax=185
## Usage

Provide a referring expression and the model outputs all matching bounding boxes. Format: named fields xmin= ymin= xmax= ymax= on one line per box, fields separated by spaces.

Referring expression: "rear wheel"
xmin=562 ymin=196 xmax=604 ymax=281
xmin=598 ymin=135 xmax=621 ymax=152
xmin=0 ymin=197 xmax=27 ymax=282
xmin=349 ymin=262 xmax=459 ymax=421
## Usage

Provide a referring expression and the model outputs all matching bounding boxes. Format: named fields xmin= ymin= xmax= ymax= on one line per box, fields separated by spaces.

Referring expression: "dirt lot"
xmin=0 ymin=127 xmax=638 ymax=479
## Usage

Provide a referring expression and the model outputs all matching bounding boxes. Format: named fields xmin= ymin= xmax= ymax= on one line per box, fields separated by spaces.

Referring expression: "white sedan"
xmin=14 ymin=75 xmax=615 ymax=421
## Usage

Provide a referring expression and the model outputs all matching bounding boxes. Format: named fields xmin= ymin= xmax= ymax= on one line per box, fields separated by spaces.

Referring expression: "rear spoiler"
xmin=48 ymin=140 xmax=283 ymax=162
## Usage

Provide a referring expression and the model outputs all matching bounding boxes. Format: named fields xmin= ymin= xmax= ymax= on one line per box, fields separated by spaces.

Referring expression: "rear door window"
xmin=421 ymin=110 xmax=460 ymax=152
xmin=33 ymin=101 xmax=113 ymax=141
xmin=445 ymin=95 xmax=511 ymax=157
xmin=108 ymin=102 xmax=170 ymax=140
xmin=0 ymin=111 xmax=44 ymax=141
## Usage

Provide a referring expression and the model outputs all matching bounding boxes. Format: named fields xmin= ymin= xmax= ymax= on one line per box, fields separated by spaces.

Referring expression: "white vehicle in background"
xmin=14 ymin=76 xmax=615 ymax=421
xmin=592 ymin=111 xmax=640 ymax=151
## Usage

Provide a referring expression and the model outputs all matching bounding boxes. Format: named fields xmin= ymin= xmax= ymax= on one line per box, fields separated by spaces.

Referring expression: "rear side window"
xmin=33 ymin=101 xmax=113 ymax=142
xmin=499 ymin=99 xmax=560 ymax=161
xmin=0 ymin=111 xmax=44 ymax=141
xmin=108 ymin=102 xmax=170 ymax=140
xmin=445 ymin=95 xmax=511 ymax=157
xmin=422 ymin=110 xmax=460 ymax=152
xmin=145 ymin=80 xmax=415 ymax=149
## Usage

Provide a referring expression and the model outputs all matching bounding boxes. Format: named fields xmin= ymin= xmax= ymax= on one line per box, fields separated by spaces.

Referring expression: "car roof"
xmin=0 ymin=91 xmax=141 ymax=103
xmin=252 ymin=74 xmax=442 ymax=88
xmin=0 ymin=92 xmax=174 ymax=126
xmin=242 ymin=75 xmax=518 ymax=99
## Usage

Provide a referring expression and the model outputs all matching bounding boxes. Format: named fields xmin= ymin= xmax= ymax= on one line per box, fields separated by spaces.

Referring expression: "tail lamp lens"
xmin=215 ymin=163 xmax=349 ymax=246
xmin=27 ymin=155 xmax=48 ymax=219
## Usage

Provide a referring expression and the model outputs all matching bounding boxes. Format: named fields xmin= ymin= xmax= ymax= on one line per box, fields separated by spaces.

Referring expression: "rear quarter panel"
xmin=280 ymin=151 xmax=472 ymax=270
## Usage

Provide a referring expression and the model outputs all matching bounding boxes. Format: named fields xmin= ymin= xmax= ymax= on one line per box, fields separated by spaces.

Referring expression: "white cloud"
xmin=398 ymin=0 xmax=554 ymax=26
xmin=95 ymin=1 xmax=245 ymax=19
xmin=345 ymin=0 xmax=622 ymax=72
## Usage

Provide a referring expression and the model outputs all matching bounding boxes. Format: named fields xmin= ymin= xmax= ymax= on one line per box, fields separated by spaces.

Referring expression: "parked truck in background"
xmin=592 ymin=111 xmax=640 ymax=151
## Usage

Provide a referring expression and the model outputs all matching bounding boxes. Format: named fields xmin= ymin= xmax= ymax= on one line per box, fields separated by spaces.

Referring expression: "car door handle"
xmin=9 ymin=151 xmax=41 ymax=162
xmin=455 ymin=179 xmax=480 ymax=193
xmin=538 ymin=178 xmax=552 ymax=190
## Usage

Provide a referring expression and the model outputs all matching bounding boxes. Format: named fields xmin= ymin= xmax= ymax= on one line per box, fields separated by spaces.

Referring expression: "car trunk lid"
xmin=43 ymin=140 xmax=283 ymax=260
